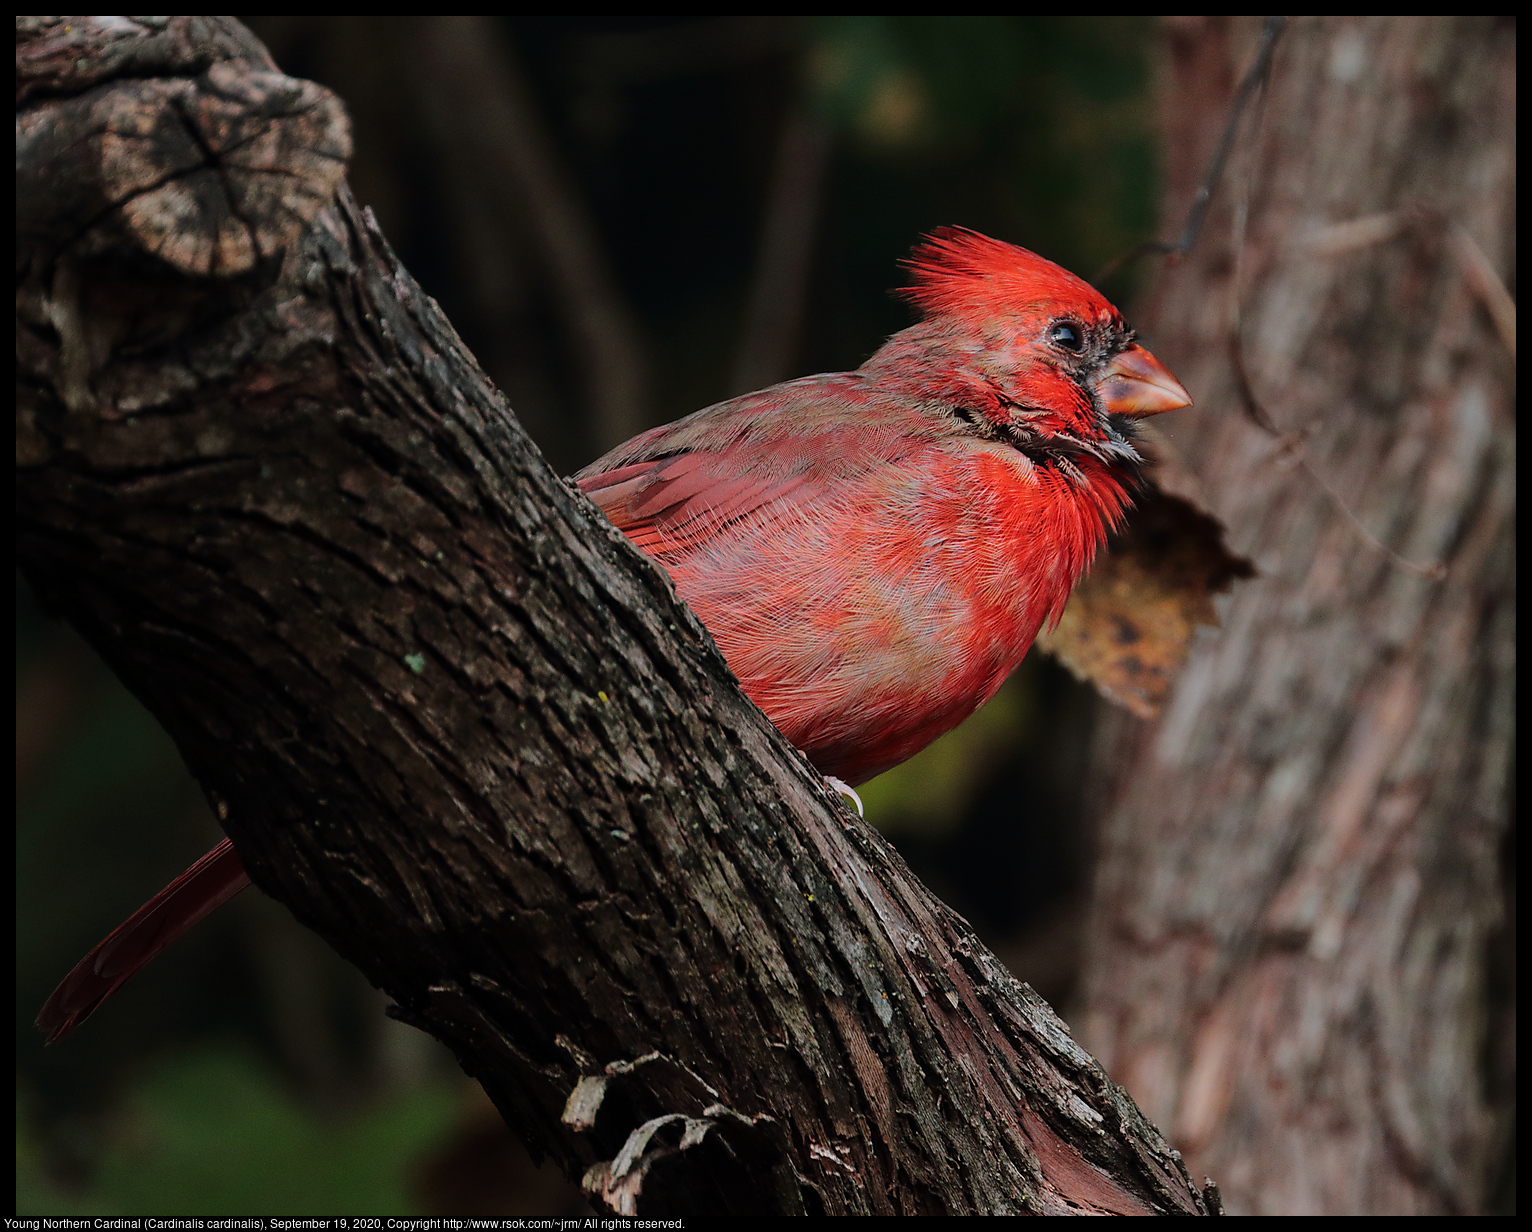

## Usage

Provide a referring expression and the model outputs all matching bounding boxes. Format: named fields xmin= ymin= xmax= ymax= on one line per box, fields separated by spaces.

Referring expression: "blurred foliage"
xmin=859 ymin=675 xmax=1036 ymax=838
xmin=17 ymin=1097 xmax=97 ymax=1215
xmin=802 ymin=16 xmax=1158 ymax=339
xmin=18 ymin=14 xmax=1162 ymax=1215
xmin=18 ymin=1051 xmax=461 ymax=1215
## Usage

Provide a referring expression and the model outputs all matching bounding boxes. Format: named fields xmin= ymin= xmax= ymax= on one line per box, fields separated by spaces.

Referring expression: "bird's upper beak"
xmin=1094 ymin=344 xmax=1192 ymax=417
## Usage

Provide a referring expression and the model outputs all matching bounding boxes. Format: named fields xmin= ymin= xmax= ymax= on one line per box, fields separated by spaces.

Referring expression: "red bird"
xmin=37 ymin=227 xmax=1189 ymax=1042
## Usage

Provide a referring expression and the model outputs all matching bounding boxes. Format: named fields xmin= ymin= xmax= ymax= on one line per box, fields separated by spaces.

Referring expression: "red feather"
xmin=37 ymin=838 xmax=249 ymax=1044
xmin=900 ymin=225 xmax=1115 ymax=325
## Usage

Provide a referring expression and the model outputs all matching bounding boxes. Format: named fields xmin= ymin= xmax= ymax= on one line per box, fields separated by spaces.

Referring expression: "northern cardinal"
xmin=37 ymin=227 xmax=1189 ymax=1042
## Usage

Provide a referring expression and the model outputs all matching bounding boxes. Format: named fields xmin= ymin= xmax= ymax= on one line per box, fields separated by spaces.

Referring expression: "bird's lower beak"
xmin=1095 ymin=344 xmax=1192 ymax=417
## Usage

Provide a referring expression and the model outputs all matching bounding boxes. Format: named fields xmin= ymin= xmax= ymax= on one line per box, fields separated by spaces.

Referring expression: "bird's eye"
xmin=1050 ymin=322 xmax=1084 ymax=352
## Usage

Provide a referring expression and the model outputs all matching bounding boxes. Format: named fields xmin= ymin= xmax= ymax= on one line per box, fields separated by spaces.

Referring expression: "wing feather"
xmin=574 ymin=374 xmax=930 ymax=559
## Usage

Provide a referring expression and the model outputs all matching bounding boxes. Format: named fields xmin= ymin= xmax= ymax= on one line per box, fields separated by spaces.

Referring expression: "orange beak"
xmin=1094 ymin=344 xmax=1192 ymax=417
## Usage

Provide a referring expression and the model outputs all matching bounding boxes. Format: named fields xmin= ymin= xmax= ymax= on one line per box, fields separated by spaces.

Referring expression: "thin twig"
xmin=1240 ymin=201 xmax=1509 ymax=578
xmin=1297 ymin=453 xmax=1449 ymax=581
xmin=1447 ymin=224 xmax=1516 ymax=362
xmin=1226 ymin=44 xmax=1270 ymax=439
xmin=1168 ymin=16 xmax=1287 ymax=259
xmin=1225 ymin=90 xmax=1447 ymax=583
xmin=1296 ymin=209 xmax=1515 ymax=364
xmin=1228 ymin=336 xmax=1447 ymax=581
xmin=1092 ymin=16 xmax=1287 ymax=287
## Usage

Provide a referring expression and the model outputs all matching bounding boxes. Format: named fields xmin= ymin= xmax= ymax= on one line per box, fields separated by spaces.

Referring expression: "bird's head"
xmin=868 ymin=227 xmax=1191 ymax=477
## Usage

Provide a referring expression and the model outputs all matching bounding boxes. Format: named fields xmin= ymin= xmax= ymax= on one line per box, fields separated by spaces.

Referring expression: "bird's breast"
xmin=654 ymin=443 xmax=1114 ymax=783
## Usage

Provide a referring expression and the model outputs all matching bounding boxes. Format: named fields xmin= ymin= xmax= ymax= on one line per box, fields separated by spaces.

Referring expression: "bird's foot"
xmin=824 ymin=776 xmax=864 ymax=818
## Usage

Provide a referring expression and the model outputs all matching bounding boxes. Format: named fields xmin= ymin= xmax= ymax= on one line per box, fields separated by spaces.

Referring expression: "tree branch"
xmin=16 ymin=16 xmax=1211 ymax=1215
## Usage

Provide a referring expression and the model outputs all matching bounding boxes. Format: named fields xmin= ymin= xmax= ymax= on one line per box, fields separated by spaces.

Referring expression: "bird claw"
xmin=825 ymin=776 xmax=864 ymax=818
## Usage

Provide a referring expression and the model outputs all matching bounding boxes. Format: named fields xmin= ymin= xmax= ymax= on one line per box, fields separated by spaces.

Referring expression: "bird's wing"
xmin=578 ymin=454 xmax=825 ymax=556
xmin=575 ymin=374 xmax=924 ymax=557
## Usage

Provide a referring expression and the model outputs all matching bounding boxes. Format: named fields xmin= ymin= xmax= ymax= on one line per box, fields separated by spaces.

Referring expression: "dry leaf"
xmin=1037 ymin=483 xmax=1255 ymax=718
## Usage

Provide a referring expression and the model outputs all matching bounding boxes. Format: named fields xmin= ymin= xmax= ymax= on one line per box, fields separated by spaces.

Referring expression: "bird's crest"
xmin=900 ymin=226 xmax=1113 ymax=324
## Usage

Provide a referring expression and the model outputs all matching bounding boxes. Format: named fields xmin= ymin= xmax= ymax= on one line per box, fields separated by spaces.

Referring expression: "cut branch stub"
xmin=15 ymin=15 xmax=277 ymax=103
xmin=17 ymin=17 xmax=350 ymax=275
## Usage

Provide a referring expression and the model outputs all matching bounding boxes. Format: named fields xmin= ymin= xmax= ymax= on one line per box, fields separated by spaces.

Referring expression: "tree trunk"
xmin=1077 ymin=16 xmax=1515 ymax=1215
xmin=16 ymin=17 xmax=1214 ymax=1216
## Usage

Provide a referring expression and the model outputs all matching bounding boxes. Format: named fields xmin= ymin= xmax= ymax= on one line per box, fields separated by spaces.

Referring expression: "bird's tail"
xmin=36 ymin=838 xmax=251 ymax=1044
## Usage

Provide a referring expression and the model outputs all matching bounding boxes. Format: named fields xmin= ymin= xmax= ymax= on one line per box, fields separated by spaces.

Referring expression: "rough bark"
xmin=1077 ymin=16 xmax=1515 ymax=1215
xmin=16 ymin=17 xmax=1214 ymax=1215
